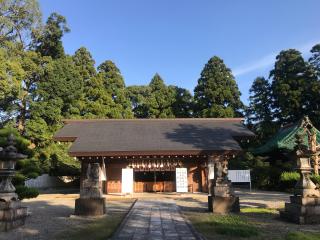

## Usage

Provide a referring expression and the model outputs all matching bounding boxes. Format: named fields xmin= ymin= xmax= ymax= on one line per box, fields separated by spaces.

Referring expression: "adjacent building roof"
xmin=253 ymin=116 xmax=320 ymax=155
xmin=53 ymin=118 xmax=254 ymax=156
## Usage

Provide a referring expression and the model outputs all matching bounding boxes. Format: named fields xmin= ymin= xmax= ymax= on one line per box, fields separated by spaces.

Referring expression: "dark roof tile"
xmin=54 ymin=118 xmax=254 ymax=156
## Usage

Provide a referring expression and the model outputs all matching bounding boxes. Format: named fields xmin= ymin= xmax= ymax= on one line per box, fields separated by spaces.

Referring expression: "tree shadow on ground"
xmin=165 ymin=124 xmax=246 ymax=151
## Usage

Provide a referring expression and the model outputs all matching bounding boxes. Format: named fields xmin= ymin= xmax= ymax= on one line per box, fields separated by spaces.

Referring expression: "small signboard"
xmin=176 ymin=168 xmax=188 ymax=192
xmin=121 ymin=168 xmax=133 ymax=194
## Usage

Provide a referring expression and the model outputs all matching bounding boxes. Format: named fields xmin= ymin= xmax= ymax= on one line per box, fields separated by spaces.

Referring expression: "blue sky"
xmin=39 ymin=0 xmax=320 ymax=104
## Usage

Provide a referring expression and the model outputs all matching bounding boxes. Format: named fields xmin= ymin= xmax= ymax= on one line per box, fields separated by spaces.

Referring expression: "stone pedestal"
xmin=0 ymin=200 xmax=28 ymax=231
xmin=208 ymin=195 xmax=239 ymax=214
xmin=75 ymin=162 xmax=106 ymax=216
xmin=75 ymin=198 xmax=106 ymax=216
xmin=208 ymin=179 xmax=240 ymax=214
xmin=280 ymin=196 xmax=320 ymax=224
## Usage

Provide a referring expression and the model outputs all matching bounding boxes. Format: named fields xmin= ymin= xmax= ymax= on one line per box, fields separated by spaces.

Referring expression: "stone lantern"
xmin=0 ymin=134 xmax=28 ymax=231
xmin=280 ymin=133 xmax=320 ymax=224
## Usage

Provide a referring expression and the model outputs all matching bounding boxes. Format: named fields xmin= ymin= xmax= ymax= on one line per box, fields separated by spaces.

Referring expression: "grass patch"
xmin=55 ymin=199 xmax=136 ymax=240
xmin=241 ymin=207 xmax=278 ymax=214
xmin=285 ymin=232 xmax=320 ymax=240
xmin=57 ymin=213 xmax=125 ymax=240
xmin=190 ymin=214 xmax=259 ymax=238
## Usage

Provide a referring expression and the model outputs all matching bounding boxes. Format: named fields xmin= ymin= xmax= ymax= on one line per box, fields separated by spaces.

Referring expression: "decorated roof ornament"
xmin=254 ymin=116 xmax=320 ymax=155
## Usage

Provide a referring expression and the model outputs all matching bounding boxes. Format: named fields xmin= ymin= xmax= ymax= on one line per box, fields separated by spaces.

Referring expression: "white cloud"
xmin=233 ymin=40 xmax=319 ymax=77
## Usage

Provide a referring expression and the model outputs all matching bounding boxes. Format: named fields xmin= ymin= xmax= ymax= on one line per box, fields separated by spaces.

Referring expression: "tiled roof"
xmin=54 ymin=118 xmax=254 ymax=156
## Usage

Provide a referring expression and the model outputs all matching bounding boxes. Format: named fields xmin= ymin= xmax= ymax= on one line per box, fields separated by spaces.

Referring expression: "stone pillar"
xmin=280 ymin=133 xmax=320 ymax=224
xmin=75 ymin=159 xmax=106 ymax=216
xmin=208 ymin=155 xmax=239 ymax=214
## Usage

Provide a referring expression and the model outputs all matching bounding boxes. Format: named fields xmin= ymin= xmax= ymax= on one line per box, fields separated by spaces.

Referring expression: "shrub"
xmin=15 ymin=185 xmax=39 ymax=200
xmin=279 ymin=172 xmax=299 ymax=191
xmin=12 ymin=172 xmax=26 ymax=186
xmin=311 ymin=174 xmax=320 ymax=185
xmin=280 ymin=172 xmax=320 ymax=191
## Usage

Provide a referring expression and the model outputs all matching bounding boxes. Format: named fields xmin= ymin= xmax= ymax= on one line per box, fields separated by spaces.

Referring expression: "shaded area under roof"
xmin=53 ymin=118 xmax=254 ymax=156
xmin=253 ymin=117 xmax=320 ymax=155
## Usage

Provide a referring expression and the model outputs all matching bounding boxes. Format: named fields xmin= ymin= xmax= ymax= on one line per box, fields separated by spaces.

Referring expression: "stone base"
xmin=280 ymin=196 xmax=320 ymax=224
xmin=0 ymin=201 xmax=28 ymax=231
xmin=208 ymin=195 xmax=240 ymax=214
xmin=75 ymin=198 xmax=106 ymax=216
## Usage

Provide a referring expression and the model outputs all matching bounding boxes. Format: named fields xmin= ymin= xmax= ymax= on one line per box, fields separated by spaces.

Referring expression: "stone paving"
xmin=112 ymin=199 xmax=199 ymax=240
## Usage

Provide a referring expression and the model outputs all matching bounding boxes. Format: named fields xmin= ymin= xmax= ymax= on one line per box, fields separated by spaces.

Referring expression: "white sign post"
xmin=176 ymin=168 xmax=188 ymax=192
xmin=121 ymin=168 xmax=133 ymax=194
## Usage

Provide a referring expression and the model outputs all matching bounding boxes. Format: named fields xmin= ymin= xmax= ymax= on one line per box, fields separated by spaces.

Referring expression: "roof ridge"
xmin=63 ymin=118 xmax=245 ymax=123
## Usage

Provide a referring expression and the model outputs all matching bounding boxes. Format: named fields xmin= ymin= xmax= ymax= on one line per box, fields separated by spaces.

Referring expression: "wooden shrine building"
xmin=54 ymin=118 xmax=254 ymax=194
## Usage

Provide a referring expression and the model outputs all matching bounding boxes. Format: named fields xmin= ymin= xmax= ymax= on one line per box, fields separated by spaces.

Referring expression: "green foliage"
xmin=280 ymin=171 xmax=300 ymax=182
xmin=36 ymin=143 xmax=80 ymax=176
xmin=310 ymin=174 xmax=320 ymax=185
xmin=229 ymin=152 xmax=275 ymax=189
xmin=0 ymin=45 xmax=24 ymax=122
xmin=0 ymin=0 xmax=41 ymax=46
xmin=73 ymin=47 xmax=96 ymax=82
xmin=12 ymin=172 xmax=26 ymax=186
xmin=194 ymin=56 xmax=244 ymax=117
xmin=309 ymin=44 xmax=320 ymax=78
xmin=0 ymin=126 xmax=32 ymax=155
xmin=0 ymin=127 xmax=41 ymax=199
xmin=246 ymin=77 xmax=277 ymax=142
xmin=147 ymin=73 xmax=175 ymax=118
xmin=279 ymin=172 xmax=320 ymax=191
xmin=270 ymin=49 xmax=319 ymax=125
xmin=32 ymin=12 xmax=69 ymax=59
xmin=127 ymin=76 xmax=193 ymax=118
xmin=279 ymin=171 xmax=299 ymax=191
xmin=169 ymin=86 xmax=193 ymax=117
xmin=285 ymin=232 xmax=320 ymax=240
xmin=84 ymin=60 xmax=133 ymax=118
xmin=15 ymin=185 xmax=39 ymax=200
xmin=127 ymin=85 xmax=151 ymax=118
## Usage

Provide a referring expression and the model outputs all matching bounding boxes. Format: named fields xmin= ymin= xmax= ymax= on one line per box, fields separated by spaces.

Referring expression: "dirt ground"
xmin=1 ymin=189 xmax=320 ymax=240
xmin=0 ymin=194 xmax=134 ymax=240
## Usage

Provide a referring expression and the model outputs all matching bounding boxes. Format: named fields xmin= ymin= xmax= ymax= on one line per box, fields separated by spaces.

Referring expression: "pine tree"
xmin=84 ymin=60 xmax=133 ymax=118
xmin=308 ymin=44 xmax=320 ymax=127
xmin=32 ymin=12 xmax=70 ymax=59
xmin=310 ymin=44 xmax=320 ymax=78
xmin=148 ymin=73 xmax=175 ymax=118
xmin=246 ymin=77 xmax=276 ymax=141
xmin=127 ymin=85 xmax=151 ymax=118
xmin=72 ymin=47 xmax=96 ymax=82
xmin=270 ymin=49 xmax=317 ymax=124
xmin=169 ymin=86 xmax=193 ymax=117
xmin=194 ymin=56 xmax=243 ymax=117
xmin=84 ymin=73 xmax=116 ymax=118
